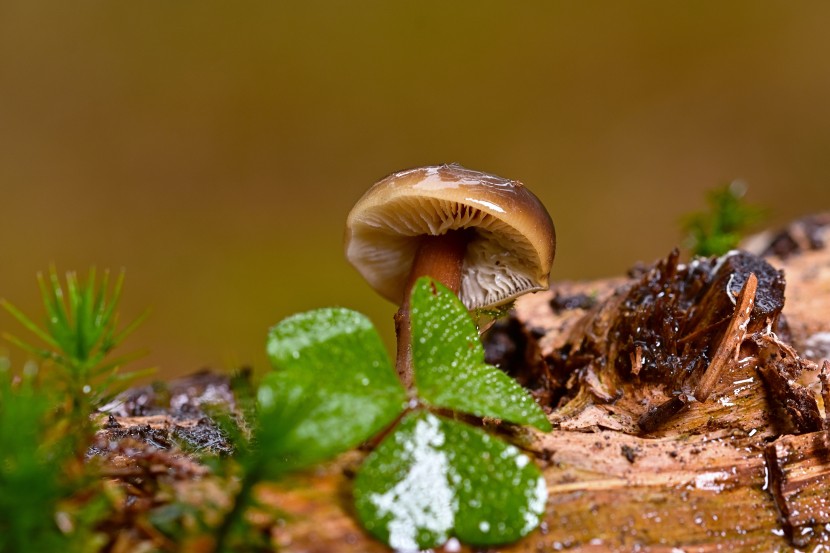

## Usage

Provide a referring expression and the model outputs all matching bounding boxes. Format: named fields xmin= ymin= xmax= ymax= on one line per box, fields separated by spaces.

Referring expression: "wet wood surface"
xmin=99 ymin=214 xmax=830 ymax=552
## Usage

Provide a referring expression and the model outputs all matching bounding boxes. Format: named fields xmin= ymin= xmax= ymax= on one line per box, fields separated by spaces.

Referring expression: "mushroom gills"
xmin=348 ymin=197 xmax=545 ymax=309
xmin=461 ymin=234 xmax=543 ymax=310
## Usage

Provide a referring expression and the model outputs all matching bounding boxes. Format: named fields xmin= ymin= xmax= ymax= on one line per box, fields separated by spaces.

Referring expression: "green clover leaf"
xmin=410 ymin=278 xmax=551 ymax=431
xmin=262 ymin=307 xmax=407 ymax=467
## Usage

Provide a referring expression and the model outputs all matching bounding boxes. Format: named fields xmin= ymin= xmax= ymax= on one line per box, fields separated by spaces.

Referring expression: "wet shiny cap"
xmin=345 ymin=163 xmax=556 ymax=310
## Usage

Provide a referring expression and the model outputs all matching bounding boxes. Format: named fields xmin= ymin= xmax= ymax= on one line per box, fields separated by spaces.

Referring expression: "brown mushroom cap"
xmin=345 ymin=163 xmax=556 ymax=310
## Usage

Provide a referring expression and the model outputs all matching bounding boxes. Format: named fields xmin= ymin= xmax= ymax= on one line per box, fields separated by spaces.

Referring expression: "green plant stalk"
xmin=212 ymin=461 xmax=266 ymax=553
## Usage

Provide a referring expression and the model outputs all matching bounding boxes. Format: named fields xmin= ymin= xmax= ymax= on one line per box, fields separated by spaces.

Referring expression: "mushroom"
xmin=345 ymin=163 xmax=556 ymax=388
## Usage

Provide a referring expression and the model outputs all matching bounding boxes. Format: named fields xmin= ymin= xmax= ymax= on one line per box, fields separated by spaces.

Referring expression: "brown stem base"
xmin=394 ymin=231 xmax=470 ymax=389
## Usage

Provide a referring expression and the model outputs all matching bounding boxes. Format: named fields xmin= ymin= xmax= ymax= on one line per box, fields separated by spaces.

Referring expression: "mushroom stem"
xmin=395 ymin=231 xmax=470 ymax=389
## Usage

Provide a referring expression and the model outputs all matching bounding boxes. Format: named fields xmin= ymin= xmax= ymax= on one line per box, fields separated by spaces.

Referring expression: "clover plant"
xmin=262 ymin=277 xmax=551 ymax=550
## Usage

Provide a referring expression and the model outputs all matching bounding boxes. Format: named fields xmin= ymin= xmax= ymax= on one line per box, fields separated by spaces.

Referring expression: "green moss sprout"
xmin=682 ymin=181 xmax=765 ymax=257
xmin=1 ymin=268 xmax=150 ymax=432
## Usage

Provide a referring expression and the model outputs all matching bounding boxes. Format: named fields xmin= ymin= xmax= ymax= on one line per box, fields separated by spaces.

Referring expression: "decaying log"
xmin=95 ymin=214 xmax=830 ymax=552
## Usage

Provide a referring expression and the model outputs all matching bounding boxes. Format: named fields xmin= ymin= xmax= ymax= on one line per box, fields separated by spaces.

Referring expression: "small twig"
xmin=630 ymin=345 xmax=643 ymax=377
xmin=638 ymin=393 xmax=692 ymax=434
xmin=99 ymin=467 xmax=151 ymax=479
xmin=695 ymin=273 xmax=757 ymax=402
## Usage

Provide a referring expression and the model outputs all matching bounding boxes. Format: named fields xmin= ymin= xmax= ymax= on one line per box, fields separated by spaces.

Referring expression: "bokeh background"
xmin=2 ymin=2 xmax=829 ymax=379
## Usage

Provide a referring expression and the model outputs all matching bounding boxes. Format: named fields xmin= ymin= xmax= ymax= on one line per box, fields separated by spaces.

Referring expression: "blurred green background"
xmin=1 ymin=2 xmax=829 ymax=379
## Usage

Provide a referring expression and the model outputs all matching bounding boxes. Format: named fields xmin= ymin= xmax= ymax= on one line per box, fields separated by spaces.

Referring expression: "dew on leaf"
xmin=257 ymin=385 xmax=275 ymax=409
xmin=357 ymin=413 xmax=457 ymax=551
xmin=355 ymin=412 xmax=547 ymax=549
xmin=521 ymin=476 xmax=549 ymax=534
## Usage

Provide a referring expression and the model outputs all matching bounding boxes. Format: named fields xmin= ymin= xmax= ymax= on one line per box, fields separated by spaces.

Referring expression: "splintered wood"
xmin=693 ymin=272 xmax=756 ymax=402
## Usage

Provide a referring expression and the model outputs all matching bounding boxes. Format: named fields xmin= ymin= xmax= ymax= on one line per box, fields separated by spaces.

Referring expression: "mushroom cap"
xmin=345 ymin=163 xmax=556 ymax=310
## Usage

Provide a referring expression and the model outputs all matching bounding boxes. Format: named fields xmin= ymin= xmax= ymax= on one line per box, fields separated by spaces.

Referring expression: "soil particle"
xmin=621 ymin=444 xmax=638 ymax=463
